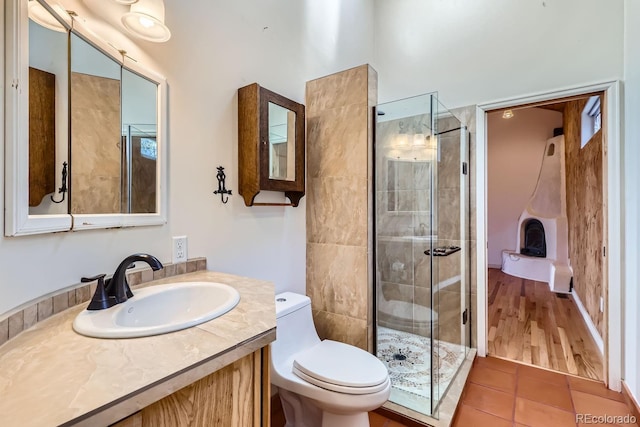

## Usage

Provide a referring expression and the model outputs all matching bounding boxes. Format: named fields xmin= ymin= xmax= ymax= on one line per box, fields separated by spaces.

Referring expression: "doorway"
xmin=475 ymin=81 xmax=623 ymax=390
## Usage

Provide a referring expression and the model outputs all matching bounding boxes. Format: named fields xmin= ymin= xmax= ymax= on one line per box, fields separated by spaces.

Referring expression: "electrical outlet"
xmin=172 ymin=236 xmax=188 ymax=264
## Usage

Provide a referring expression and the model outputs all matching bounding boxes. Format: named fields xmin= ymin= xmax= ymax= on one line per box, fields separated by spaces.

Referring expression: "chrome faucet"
xmin=108 ymin=253 xmax=163 ymax=304
xmin=83 ymin=253 xmax=163 ymax=310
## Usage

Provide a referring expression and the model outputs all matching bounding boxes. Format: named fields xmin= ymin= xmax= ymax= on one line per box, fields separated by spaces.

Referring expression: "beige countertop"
xmin=0 ymin=271 xmax=276 ymax=427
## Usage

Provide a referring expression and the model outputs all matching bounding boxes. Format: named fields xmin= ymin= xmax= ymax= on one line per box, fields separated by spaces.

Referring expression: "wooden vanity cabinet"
xmin=112 ymin=347 xmax=271 ymax=427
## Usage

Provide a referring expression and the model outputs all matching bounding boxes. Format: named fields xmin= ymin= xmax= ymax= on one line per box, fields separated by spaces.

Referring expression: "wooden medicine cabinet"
xmin=238 ymin=83 xmax=305 ymax=206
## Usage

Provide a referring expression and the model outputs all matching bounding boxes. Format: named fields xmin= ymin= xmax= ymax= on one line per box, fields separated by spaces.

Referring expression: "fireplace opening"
xmin=521 ymin=219 xmax=546 ymax=258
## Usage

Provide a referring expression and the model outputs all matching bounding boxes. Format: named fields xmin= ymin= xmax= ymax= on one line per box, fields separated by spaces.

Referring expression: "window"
xmin=581 ymin=95 xmax=601 ymax=148
xmin=140 ymin=138 xmax=157 ymax=160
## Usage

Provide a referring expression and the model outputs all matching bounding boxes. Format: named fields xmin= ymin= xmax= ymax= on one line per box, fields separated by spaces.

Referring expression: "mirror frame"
xmin=4 ymin=0 xmax=168 ymax=236
xmin=259 ymin=86 xmax=305 ymax=193
xmin=5 ymin=0 xmax=72 ymax=235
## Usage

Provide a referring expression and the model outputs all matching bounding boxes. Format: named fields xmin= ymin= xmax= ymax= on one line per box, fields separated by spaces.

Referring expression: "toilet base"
xmin=279 ymin=388 xmax=371 ymax=427
xmin=280 ymin=389 xmax=322 ymax=427
xmin=322 ymin=411 xmax=369 ymax=427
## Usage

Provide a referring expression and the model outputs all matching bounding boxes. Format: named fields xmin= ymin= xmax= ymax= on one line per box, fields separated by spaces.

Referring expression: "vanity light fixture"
xmin=28 ymin=0 xmax=69 ymax=32
xmin=412 ymin=133 xmax=426 ymax=146
xmin=502 ymin=109 xmax=514 ymax=119
xmin=121 ymin=0 xmax=171 ymax=42
xmin=396 ymin=121 xmax=410 ymax=147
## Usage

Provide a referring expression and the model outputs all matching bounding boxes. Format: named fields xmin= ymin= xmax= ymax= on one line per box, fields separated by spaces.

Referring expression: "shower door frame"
xmin=475 ymin=80 xmax=622 ymax=391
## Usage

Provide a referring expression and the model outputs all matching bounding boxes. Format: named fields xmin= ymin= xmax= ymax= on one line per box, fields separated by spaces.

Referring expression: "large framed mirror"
xmin=4 ymin=0 xmax=167 ymax=236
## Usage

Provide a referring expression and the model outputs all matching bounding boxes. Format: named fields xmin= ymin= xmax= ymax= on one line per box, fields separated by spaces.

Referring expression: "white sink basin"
xmin=73 ymin=281 xmax=240 ymax=339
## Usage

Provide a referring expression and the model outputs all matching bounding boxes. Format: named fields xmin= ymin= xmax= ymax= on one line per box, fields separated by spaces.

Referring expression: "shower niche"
xmin=374 ymin=93 xmax=471 ymax=418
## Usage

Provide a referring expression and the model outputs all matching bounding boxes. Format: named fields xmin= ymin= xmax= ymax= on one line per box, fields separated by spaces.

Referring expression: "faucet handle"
xmin=81 ymin=274 xmax=107 ymax=283
xmin=82 ymin=274 xmax=116 ymax=311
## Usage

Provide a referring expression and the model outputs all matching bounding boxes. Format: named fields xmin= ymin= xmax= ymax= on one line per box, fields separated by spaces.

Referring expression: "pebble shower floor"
xmin=377 ymin=326 xmax=466 ymax=415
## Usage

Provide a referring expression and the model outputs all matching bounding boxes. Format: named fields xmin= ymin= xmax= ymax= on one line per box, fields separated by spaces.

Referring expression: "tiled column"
xmin=305 ymin=65 xmax=377 ymax=351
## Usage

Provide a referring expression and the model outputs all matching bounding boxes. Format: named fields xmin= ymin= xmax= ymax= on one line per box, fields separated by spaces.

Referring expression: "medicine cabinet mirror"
xmin=238 ymin=83 xmax=305 ymax=207
xmin=5 ymin=0 xmax=167 ymax=236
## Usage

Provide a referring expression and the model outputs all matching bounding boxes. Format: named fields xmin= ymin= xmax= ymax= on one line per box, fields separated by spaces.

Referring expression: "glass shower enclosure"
xmin=374 ymin=93 xmax=471 ymax=418
xmin=121 ymin=124 xmax=157 ymax=214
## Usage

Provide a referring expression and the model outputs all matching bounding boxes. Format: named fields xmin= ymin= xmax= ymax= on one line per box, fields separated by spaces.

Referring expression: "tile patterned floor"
xmin=273 ymin=356 xmax=638 ymax=427
xmin=453 ymin=356 xmax=638 ymax=427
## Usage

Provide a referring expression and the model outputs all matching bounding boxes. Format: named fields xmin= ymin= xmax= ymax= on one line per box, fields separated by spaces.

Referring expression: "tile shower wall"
xmin=306 ymin=65 xmax=377 ymax=351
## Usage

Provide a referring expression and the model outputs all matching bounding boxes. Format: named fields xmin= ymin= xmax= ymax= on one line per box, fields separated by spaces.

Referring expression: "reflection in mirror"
xmin=121 ymin=69 xmax=158 ymax=213
xmin=70 ymin=33 xmax=122 ymax=214
xmin=28 ymin=6 xmax=68 ymax=215
xmin=268 ymin=102 xmax=295 ymax=181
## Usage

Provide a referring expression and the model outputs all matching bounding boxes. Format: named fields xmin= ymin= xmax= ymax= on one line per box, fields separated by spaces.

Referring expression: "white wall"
xmin=140 ymin=0 xmax=374 ymax=295
xmin=373 ymin=0 xmax=624 ymax=108
xmin=0 ymin=0 xmax=374 ymax=316
xmin=624 ymin=0 xmax=640 ymax=406
xmin=487 ymin=108 xmax=563 ymax=267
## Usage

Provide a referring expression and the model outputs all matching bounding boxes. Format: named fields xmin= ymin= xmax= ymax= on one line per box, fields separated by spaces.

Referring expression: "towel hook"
xmin=213 ymin=166 xmax=232 ymax=204
xmin=50 ymin=161 xmax=68 ymax=204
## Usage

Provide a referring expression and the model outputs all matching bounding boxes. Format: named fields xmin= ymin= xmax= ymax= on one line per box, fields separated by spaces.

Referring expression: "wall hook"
xmin=213 ymin=166 xmax=232 ymax=204
xmin=51 ymin=161 xmax=68 ymax=204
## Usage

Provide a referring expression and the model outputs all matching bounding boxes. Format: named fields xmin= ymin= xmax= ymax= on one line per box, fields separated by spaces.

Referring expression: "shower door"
xmin=431 ymin=98 xmax=471 ymax=412
xmin=374 ymin=93 xmax=470 ymax=418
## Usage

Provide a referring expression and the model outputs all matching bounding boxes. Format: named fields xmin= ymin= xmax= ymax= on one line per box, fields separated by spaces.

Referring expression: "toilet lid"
xmin=292 ymin=340 xmax=389 ymax=394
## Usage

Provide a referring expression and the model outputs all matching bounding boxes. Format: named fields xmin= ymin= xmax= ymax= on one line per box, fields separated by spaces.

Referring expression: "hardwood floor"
xmin=487 ymin=268 xmax=603 ymax=380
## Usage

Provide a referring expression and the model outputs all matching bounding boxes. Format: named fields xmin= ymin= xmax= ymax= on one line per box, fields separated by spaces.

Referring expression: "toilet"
xmin=271 ymin=292 xmax=391 ymax=427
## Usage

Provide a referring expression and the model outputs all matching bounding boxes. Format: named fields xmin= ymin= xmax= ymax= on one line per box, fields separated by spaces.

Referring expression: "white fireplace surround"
xmin=502 ymin=135 xmax=572 ymax=293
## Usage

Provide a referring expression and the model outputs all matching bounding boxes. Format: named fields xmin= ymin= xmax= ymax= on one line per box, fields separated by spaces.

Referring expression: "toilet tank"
xmin=271 ymin=292 xmax=321 ymax=367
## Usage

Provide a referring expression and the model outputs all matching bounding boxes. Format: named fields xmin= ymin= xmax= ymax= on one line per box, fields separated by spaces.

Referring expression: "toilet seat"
xmin=292 ymin=340 xmax=389 ymax=395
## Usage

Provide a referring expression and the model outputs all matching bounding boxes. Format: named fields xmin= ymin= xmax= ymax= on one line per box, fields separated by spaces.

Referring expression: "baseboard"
xmin=622 ymin=381 xmax=640 ymax=424
xmin=488 ymin=263 xmax=502 ymax=269
xmin=571 ymin=289 xmax=604 ymax=355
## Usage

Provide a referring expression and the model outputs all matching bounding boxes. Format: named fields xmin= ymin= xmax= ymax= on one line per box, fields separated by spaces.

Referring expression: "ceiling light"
xmin=121 ymin=0 xmax=171 ymax=43
xmin=28 ymin=1 xmax=69 ymax=33
xmin=502 ymin=109 xmax=514 ymax=119
xmin=114 ymin=0 xmax=139 ymax=4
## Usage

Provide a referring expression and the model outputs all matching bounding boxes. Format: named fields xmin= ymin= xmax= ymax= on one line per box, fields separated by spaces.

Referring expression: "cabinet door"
xmin=112 ymin=349 xmax=269 ymax=427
